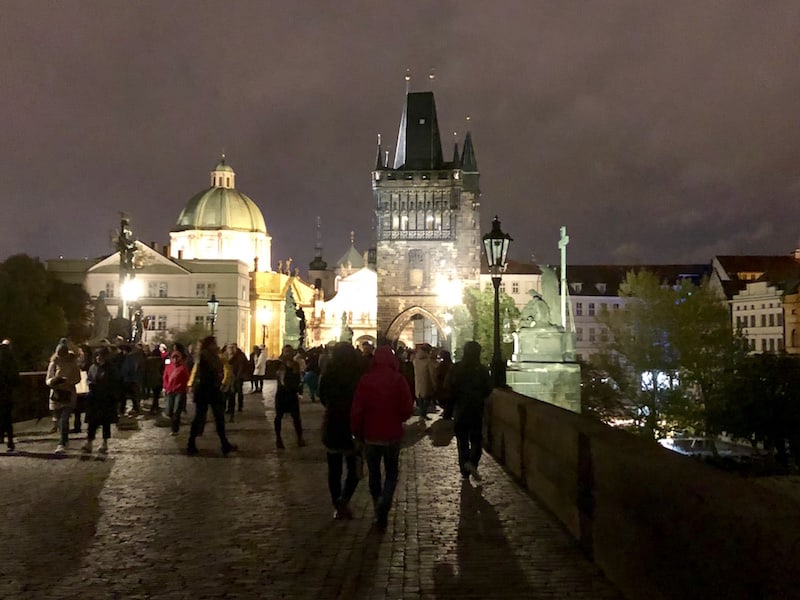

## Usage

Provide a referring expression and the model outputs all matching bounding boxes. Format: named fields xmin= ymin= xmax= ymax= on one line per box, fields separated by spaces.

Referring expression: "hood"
xmin=462 ymin=341 xmax=482 ymax=365
xmin=372 ymin=346 xmax=398 ymax=371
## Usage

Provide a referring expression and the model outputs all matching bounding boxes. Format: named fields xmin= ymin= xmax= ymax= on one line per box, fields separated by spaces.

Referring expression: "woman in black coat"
xmin=319 ymin=342 xmax=365 ymax=519
xmin=188 ymin=336 xmax=236 ymax=457
xmin=82 ymin=346 xmax=121 ymax=455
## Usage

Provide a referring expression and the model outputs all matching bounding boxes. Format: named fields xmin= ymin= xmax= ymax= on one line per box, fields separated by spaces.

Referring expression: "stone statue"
xmin=540 ymin=265 xmax=560 ymax=326
xmin=92 ymin=292 xmax=112 ymax=340
xmin=519 ymin=290 xmax=555 ymax=330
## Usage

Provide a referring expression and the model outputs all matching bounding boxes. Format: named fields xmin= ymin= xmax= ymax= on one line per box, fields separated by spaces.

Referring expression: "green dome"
xmin=173 ymin=187 xmax=267 ymax=233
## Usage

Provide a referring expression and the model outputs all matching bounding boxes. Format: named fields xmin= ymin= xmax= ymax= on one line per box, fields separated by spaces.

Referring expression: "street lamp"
xmin=207 ymin=293 xmax=219 ymax=336
xmin=120 ymin=277 xmax=142 ymax=342
xmin=258 ymin=306 xmax=271 ymax=347
xmin=482 ymin=216 xmax=513 ymax=388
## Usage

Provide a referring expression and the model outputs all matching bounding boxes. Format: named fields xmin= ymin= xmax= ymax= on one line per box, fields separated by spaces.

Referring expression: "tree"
xmin=48 ymin=279 xmax=92 ymax=343
xmin=462 ymin=286 xmax=519 ymax=365
xmin=594 ymin=270 xmax=742 ymax=438
xmin=0 ymin=255 xmax=67 ymax=369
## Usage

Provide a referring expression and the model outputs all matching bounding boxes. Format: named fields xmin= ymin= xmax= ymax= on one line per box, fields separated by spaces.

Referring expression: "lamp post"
xmin=120 ymin=277 xmax=142 ymax=342
xmin=207 ymin=293 xmax=219 ymax=336
xmin=258 ymin=306 xmax=271 ymax=347
xmin=482 ymin=216 xmax=513 ymax=388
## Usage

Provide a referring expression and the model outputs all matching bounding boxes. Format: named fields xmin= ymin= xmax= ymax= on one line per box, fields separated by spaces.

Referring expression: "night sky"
xmin=3 ymin=1 xmax=800 ymax=270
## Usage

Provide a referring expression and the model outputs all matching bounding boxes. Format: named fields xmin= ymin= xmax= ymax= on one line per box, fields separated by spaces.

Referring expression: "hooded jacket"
xmin=350 ymin=346 xmax=413 ymax=444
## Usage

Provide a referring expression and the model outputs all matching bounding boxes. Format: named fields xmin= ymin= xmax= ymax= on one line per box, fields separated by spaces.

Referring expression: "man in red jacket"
xmin=350 ymin=345 xmax=414 ymax=532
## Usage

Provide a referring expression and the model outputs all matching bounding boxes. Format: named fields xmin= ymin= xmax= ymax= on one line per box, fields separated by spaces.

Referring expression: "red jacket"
xmin=162 ymin=354 xmax=190 ymax=394
xmin=351 ymin=346 xmax=413 ymax=444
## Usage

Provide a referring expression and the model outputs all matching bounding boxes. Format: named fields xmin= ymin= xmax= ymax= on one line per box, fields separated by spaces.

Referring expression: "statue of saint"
xmin=92 ymin=292 xmax=112 ymax=340
xmin=519 ymin=290 xmax=555 ymax=330
xmin=540 ymin=265 xmax=560 ymax=326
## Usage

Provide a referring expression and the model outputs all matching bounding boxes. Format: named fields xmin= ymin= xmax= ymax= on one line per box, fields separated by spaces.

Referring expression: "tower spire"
xmin=375 ymin=133 xmax=383 ymax=169
xmin=452 ymin=131 xmax=460 ymax=167
xmin=461 ymin=117 xmax=478 ymax=172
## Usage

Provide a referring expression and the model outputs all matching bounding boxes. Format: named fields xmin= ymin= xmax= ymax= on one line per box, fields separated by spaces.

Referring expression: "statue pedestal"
xmin=507 ymin=328 xmax=580 ymax=413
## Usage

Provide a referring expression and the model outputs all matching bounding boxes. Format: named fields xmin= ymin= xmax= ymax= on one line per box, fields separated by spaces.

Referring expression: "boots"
xmin=275 ymin=433 xmax=285 ymax=449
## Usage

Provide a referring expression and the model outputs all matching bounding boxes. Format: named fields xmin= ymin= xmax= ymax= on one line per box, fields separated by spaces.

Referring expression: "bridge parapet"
xmin=485 ymin=388 xmax=800 ymax=600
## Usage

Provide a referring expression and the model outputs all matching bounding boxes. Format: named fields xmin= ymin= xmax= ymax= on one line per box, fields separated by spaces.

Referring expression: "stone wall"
xmin=12 ymin=372 xmax=50 ymax=422
xmin=485 ymin=388 xmax=800 ymax=599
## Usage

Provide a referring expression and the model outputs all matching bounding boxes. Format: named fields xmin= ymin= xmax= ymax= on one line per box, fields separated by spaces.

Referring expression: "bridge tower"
xmin=372 ymin=84 xmax=483 ymax=346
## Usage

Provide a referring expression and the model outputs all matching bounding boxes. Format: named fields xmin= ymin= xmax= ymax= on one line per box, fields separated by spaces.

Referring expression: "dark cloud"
xmin=2 ymin=1 xmax=799 ymax=269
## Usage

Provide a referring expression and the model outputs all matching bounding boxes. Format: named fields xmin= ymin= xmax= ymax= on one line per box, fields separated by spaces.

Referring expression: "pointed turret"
xmin=461 ymin=130 xmax=478 ymax=172
xmin=375 ymin=134 xmax=384 ymax=170
xmin=452 ymin=133 xmax=461 ymax=168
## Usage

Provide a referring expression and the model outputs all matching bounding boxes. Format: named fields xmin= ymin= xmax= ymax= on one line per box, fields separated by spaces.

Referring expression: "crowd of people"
xmin=2 ymin=335 xmax=494 ymax=534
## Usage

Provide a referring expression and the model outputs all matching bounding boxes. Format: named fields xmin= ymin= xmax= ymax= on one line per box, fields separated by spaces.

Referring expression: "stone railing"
xmin=484 ymin=388 xmax=800 ymax=600
xmin=12 ymin=372 xmax=50 ymax=422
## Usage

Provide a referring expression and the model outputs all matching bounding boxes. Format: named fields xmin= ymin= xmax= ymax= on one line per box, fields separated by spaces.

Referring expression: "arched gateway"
xmin=385 ymin=306 xmax=448 ymax=348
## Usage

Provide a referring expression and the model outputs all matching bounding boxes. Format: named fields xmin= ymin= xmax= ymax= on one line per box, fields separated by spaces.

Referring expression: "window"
xmin=576 ymin=327 xmax=583 ymax=341
xmin=208 ymin=282 xmax=216 ymax=296
xmin=408 ymin=249 xmax=424 ymax=288
xmin=196 ymin=283 xmax=206 ymax=298
xmin=750 ymin=315 xmax=756 ymax=327
xmin=148 ymin=281 xmax=168 ymax=298
xmin=600 ymin=328 xmax=608 ymax=342
xmin=597 ymin=283 xmax=607 ymax=294
xmin=769 ymin=338 xmax=775 ymax=352
xmin=589 ymin=328 xmax=596 ymax=342
xmin=575 ymin=302 xmax=583 ymax=316
xmin=761 ymin=315 xmax=766 ymax=327
xmin=779 ymin=338 xmax=785 ymax=351
xmin=156 ymin=315 xmax=167 ymax=331
xmin=195 ymin=315 xmax=213 ymax=328
xmin=778 ymin=313 xmax=784 ymax=326
xmin=761 ymin=339 xmax=767 ymax=352
xmin=105 ymin=281 xmax=115 ymax=298
xmin=158 ymin=282 xmax=168 ymax=298
xmin=512 ymin=282 xmax=519 ymax=294
xmin=750 ymin=339 xmax=756 ymax=350
xmin=145 ymin=315 xmax=156 ymax=330
xmin=573 ymin=282 xmax=583 ymax=293
xmin=613 ymin=303 xmax=620 ymax=310
xmin=588 ymin=303 xmax=596 ymax=317
xmin=499 ymin=282 xmax=506 ymax=292
xmin=769 ymin=314 xmax=775 ymax=327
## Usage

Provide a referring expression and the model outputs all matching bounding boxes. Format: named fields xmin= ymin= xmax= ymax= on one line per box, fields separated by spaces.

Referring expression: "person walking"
xmin=228 ymin=343 xmax=250 ymax=413
xmin=252 ymin=346 xmax=267 ymax=393
xmin=82 ymin=347 xmax=121 ymax=455
xmin=163 ymin=347 xmax=190 ymax=434
xmin=46 ymin=338 xmax=82 ymax=454
xmin=351 ymin=345 xmax=414 ymax=532
xmin=144 ymin=346 xmax=164 ymax=414
xmin=187 ymin=336 xmax=236 ymax=457
xmin=0 ymin=339 xmax=20 ymax=452
xmin=445 ymin=341 xmax=493 ymax=481
xmin=434 ymin=350 xmax=453 ymax=411
xmin=319 ymin=342 xmax=365 ymax=519
xmin=274 ymin=345 xmax=305 ymax=448
xmin=413 ymin=344 xmax=437 ymax=419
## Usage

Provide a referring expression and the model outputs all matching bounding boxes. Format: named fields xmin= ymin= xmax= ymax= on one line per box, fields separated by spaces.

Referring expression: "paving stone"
xmin=0 ymin=382 xmax=623 ymax=599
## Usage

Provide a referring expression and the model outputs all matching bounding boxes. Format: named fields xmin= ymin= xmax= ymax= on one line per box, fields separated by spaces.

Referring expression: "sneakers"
xmin=465 ymin=461 xmax=482 ymax=481
xmin=54 ymin=444 xmax=66 ymax=454
xmin=81 ymin=441 xmax=93 ymax=454
xmin=222 ymin=443 xmax=238 ymax=457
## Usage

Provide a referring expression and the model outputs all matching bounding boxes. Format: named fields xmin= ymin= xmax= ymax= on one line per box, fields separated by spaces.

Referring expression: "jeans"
xmin=165 ymin=392 xmax=186 ymax=432
xmin=274 ymin=409 xmax=302 ymax=438
xmin=87 ymin=422 xmax=111 ymax=441
xmin=364 ymin=443 xmax=400 ymax=523
xmin=233 ymin=378 xmax=244 ymax=411
xmin=327 ymin=451 xmax=360 ymax=507
xmin=189 ymin=400 xmax=231 ymax=452
xmin=54 ymin=406 xmax=72 ymax=446
xmin=454 ymin=411 xmax=484 ymax=473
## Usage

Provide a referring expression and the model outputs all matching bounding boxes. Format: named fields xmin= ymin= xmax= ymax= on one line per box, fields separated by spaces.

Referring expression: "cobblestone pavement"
xmin=0 ymin=382 xmax=623 ymax=600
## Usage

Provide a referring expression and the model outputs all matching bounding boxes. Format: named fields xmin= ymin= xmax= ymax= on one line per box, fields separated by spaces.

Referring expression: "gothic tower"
xmin=373 ymin=88 xmax=482 ymax=344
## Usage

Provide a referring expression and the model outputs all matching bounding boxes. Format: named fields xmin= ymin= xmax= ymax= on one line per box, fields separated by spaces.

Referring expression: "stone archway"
xmin=384 ymin=306 xmax=447 ymax=346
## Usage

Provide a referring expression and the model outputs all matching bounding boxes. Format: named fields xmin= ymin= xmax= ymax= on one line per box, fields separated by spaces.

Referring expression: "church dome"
xmin=172 ymin=157 xmax=267 ymax=234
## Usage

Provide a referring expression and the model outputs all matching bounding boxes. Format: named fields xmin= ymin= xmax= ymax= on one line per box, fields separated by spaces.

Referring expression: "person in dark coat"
xmin=274 ymin=345 xmax=305 ymax=449
xmin=144 ymin=346 xmax=164 ymax=414
xmin=0 ymin=339 xmax=20 ymax=452
xmin=445 ymin=341 xmax=493 ymax=480
xmin=351 ymin=346 xmax=414 ymax=532
xmin=82 ymin=346 xmax=121 ymax=454
xmin=319 ymin=342 xmax=365 ymax=519
xmin=187 ymin=336 xmax=236 ymax=457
